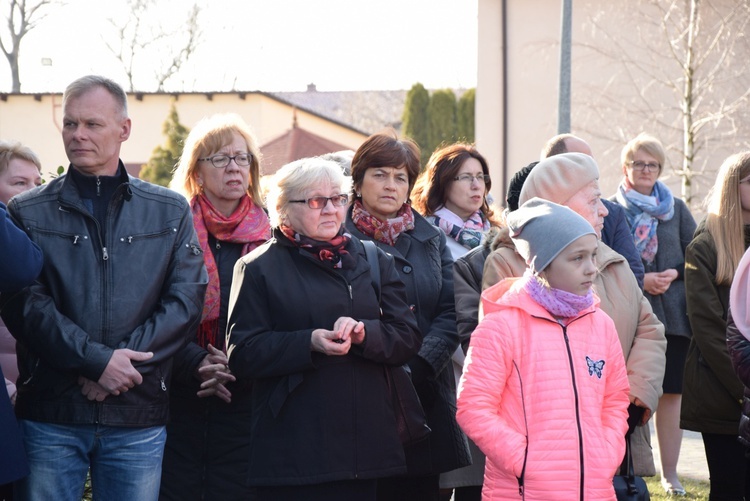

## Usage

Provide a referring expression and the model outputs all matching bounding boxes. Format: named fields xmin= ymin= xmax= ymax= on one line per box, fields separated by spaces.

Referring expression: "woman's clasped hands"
xmin=311 ymin=316 xmax=366 ymax=355
xmin=196 ymin=343 xmax=236 ymax=403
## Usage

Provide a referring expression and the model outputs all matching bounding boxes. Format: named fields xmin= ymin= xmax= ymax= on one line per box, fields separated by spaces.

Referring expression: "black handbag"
xmin=362 ymin=240 xmax=431 ymax=446
xmin=384 ymin=364 xmax=431 ymax=445
xmin=613 ymin=434 xmax=650 ymax=501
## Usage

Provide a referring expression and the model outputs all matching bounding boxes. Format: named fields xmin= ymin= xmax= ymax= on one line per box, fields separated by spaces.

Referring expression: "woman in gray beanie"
xmin=482 ymin=152 xmax=666 ymax=477
xmin=457 ymin=198 xmax=630 ymax=500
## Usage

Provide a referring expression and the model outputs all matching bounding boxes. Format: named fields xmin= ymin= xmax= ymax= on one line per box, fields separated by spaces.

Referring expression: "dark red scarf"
xmin=279 ymin=225 xmax=354 ymax=269
xmin=350 ymin=199 xmax=414 ymax=246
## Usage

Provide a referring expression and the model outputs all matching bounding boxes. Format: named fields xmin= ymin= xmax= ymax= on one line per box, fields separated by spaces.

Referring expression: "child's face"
xmin=542 ymin=234 xmax=598 ymax=296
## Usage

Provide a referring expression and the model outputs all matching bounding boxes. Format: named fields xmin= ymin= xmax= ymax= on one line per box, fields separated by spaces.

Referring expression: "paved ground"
xmin=649 ymin=421 xmax=709 ymax=481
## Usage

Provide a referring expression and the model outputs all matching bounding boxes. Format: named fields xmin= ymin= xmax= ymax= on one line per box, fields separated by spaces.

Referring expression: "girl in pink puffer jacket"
xmin=456 ymin=198 xmax=630 ymax=500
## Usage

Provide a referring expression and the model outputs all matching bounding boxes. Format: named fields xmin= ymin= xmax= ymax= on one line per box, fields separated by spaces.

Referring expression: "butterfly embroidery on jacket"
xmin=586 ymin=356 xmax=605 ymax=379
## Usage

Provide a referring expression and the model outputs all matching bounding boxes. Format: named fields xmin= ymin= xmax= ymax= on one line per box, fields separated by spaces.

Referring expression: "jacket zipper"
xmin=60 ymin=187 xmax=123 ymax=423
xmin=514 ymin=360 xmax=528 ymax=499
xmin=528 ymin=312 xmax=593 ymax=499
xmin=561 ymin=324 xmax=585 ymax=501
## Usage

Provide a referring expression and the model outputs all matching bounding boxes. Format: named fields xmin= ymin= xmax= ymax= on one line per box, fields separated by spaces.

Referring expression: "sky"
xmin=3 ymin=0 xmax=479 ymax=93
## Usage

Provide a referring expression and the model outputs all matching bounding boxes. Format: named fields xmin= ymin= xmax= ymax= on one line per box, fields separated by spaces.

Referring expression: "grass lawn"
xmin=645 ymin=475 xmax=710 ymax=500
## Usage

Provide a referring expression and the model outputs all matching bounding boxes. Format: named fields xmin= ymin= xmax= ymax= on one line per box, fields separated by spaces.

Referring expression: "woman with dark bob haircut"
xmin=345 ymin=129 xmax=471 ymax=501
xmin=411 ymin=142 xmax=501 ymax=501
xmin=412 ymin=143 xmax=501 ymax=258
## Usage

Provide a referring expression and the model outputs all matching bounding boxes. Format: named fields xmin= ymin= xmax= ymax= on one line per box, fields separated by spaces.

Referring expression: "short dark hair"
xmin=350 ymin=129 xmax=421 ymax=198
xmin=506 ymin=161 xmax=539 ymax=212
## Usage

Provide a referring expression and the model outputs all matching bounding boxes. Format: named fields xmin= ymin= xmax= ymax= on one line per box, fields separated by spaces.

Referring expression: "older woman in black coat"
xmin=345 ymin=130 xmax=471 ymax=501
xmin=226 ymin=157 xmax=421 ymax=501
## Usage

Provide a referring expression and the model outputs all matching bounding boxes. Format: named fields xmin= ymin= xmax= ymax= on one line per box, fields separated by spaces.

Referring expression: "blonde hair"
xmin=267 ymin=157 xmax=350 ymax=228
xmin=169 ymin=113 xmax=263 ymax=206
xmin=0 ymin=140 xmax=42 ymax=174
xmin=621 ymin=133 xmax=666 ymax=175
xmin=704 ymin=151 xmax=750 ymax=285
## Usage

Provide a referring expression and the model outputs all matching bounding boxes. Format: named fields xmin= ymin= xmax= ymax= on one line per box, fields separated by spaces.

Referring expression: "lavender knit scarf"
xmin=522 ymin=270 xmax=594 ymax=318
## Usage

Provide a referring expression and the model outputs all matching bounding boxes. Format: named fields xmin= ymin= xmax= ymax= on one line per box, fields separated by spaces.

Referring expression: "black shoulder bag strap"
xmin=362 ymin=239 xmax=381 ymax=302
xmin=361 ymin=238 xmax=431 ymax=445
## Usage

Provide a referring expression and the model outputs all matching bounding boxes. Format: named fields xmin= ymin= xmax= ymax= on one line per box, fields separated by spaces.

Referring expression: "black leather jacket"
xmin=0 ymin=164 xmax=207 ymax=427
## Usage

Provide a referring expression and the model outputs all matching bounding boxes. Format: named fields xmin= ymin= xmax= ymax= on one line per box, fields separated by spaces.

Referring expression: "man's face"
xmin=564 ymin=180 xmax=608 ymax=238
xmin=62 ymin=87 xmax=131 ymax=176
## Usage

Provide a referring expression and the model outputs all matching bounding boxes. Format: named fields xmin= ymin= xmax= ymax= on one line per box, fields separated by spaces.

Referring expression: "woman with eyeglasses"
xmin=611 ymin=133 xmax=696 ymax=496
xmin=344 ymin=130 xmax=469 ymax=501
xmin=409 ymin=143 xmax=501 ymax=501
xmin=411 ymin=143 xmax=501 ymax=260
xmin=226 ymin=156 xmax=420 ymax=501
xmin=163 ymin=113 xmax=271 ymax=500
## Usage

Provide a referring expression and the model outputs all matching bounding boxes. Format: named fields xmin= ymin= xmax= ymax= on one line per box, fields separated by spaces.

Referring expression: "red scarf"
xmin=192 ymin=194 xmax=271 ymax=348
xmin=350 ymin=199 xmax=415 ymax=246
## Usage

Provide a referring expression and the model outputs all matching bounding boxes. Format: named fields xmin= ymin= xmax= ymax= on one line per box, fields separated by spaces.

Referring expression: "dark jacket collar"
xmin=58 ymin=160 xmax=133 ymax=209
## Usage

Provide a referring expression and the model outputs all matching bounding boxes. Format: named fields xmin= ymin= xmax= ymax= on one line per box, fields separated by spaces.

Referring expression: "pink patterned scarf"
xmin=192 ymin=194 xmax=271 ymax=348
xmin=430 ymin=207 xmax=489 ymax=250
xmin=350 ymin=199 xmax=415 ymax=246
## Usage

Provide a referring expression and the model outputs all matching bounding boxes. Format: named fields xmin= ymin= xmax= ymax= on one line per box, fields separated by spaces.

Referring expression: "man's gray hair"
xmin=63 ymin=75 xmax=128 ymax=119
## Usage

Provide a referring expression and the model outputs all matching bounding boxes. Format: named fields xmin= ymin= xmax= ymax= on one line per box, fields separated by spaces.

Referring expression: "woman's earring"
xmin=356 ymin=192 xmax=361 ymax=198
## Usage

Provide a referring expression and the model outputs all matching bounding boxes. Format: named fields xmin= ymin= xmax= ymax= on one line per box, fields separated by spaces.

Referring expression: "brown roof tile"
xmin=260 ymin=122 xmax=350 ymax=175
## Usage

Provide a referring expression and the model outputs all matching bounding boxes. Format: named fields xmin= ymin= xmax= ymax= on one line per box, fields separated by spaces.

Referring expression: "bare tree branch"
xmin=577 ymin=0 xmax=750 ymax=208
xmin=103 ymin=0 xmax=203 ymax=92
xmin=0 ymin=0 xmax=61 ymax=92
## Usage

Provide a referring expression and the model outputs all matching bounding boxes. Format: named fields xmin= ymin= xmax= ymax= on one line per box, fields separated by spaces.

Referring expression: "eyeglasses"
xmin=629 ymin=160 xmax=660 ymax=172
xmin=289 ymin=194 xmax=349 ymax=209
xmin=454 ymin=173 xmax=490 ymax=184
xmin=198 ymin=153 xmax=253 ymax=169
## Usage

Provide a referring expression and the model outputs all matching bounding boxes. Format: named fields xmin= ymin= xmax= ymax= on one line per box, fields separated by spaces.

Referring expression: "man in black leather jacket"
xmin=0 ymin=75 xmax=207 ymax=501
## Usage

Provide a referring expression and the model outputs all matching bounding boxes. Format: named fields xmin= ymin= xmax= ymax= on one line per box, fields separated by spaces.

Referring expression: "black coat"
xmin=727 ymin=308 xmax=750 ymax=446
xmin=226 ymin=229 xmax=421 ymax=486
xmin=160 ymin=240 xmax=254 ymax=501
xmin=346 ymin=208 xmax=472 ymax=475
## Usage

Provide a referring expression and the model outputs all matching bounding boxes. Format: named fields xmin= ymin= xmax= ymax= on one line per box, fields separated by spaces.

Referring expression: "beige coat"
xmin=481 ymin=228 xmax=666 ymax=476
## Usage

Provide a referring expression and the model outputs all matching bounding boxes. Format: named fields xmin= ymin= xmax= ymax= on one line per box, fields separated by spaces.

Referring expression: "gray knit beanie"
xmin=508 ymin=198 xmax=596 ymax=273
xmin=519 ymin=152 xmax=600 ymax=206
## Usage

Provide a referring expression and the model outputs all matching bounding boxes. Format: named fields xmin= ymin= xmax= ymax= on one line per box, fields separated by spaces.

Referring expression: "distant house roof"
xmin=260 ymin=116 xmax=351 ymax=175
xmin=272 ymin=85 xmax=407 ymax=135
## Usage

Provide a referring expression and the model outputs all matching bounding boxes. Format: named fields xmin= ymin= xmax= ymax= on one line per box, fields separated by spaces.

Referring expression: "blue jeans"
xmin=15 ymin=420 xmax=166 ymax=501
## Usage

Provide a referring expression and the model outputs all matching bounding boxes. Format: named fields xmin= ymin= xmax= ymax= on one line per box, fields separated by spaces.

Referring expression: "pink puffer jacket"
xmin=456 ymin=278 xmax=630 ymax=500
